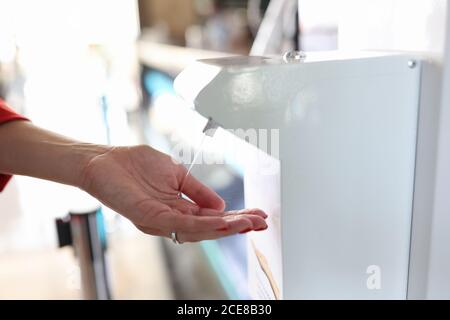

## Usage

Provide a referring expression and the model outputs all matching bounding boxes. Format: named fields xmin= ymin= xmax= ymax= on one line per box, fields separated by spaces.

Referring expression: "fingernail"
xmin=239 ymin=228 xmax=252 ymax=234
xmin=216 ymin=227 xmax=229 ymax=231
xmin=255 ymin=209 xmax=268 ymax=218
xmin=255 ymin=226 xmax=268 ymax=231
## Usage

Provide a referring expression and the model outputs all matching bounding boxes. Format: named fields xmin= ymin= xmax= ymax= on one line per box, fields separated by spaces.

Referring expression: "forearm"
xmin=0 ymin=120 xmax=111 ymax=188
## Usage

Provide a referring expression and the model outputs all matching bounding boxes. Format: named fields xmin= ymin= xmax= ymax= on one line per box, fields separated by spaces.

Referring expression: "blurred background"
xmin=0 ymin=0 xmax=443 ymax=299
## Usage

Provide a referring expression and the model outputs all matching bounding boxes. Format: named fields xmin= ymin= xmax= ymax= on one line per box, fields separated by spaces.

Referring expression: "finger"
xmin=177 ymin=214 xmax=268 ymax=242
xmin=166 ymin=199 xmax=268 ymax=218
xmin=224 ymin=213 xmax=267 ymax=231
xmin=177 ymin=166 xmax=225 ymax=211
xmin=199 ymin=208 xmax=268 ymax=231
xmin=156 ymin=209 xmax=228 ymax=233
xmin=175 ymin=220 xmax=249 ymax=242
xmin=196 ymin=208 xmax=268 ymax=219
xmin=197 ymin=208 xmax=268 ymax=230
xmin=232 ymin=208 xmax=268 ymax=219
xmin=159 ymin=202 xmax=267 ymax=234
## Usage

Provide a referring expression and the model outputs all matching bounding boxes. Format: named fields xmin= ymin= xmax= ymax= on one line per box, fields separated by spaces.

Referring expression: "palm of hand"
xmin=80 ymin=145 xmax=267 ymax=242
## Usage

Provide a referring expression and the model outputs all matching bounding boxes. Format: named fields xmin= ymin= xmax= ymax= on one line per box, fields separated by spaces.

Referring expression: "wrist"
xmin=72 ymin=143 xmax=114 ymax=190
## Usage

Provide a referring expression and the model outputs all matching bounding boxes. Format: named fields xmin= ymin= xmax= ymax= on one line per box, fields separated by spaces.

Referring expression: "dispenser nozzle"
xmin=202 ymin=117 xmax=220 ymax=137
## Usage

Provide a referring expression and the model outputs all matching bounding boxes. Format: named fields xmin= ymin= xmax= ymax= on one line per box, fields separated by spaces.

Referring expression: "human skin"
xmin=0 ymin=120 xmax=268 ymax=243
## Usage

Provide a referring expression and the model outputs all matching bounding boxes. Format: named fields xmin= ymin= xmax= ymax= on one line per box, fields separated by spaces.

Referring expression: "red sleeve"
xmin=0 ymin=99 xmax=29 ymax=191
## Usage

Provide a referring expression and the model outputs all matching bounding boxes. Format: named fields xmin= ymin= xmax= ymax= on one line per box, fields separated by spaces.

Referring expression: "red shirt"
xmin=0 ymin=99 xmax=28 ymax=191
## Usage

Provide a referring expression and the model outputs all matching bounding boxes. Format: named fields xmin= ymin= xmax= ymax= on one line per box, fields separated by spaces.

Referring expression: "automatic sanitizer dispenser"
xmin=174 ymin=52 xmax=423 ymax=299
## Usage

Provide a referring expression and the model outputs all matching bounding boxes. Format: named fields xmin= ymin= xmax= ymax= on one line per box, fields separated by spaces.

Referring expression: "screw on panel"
xmin=283 ymin=50 xmax=306 ymax=63
xmin=408 ymin=60 xmax=417 ymax=68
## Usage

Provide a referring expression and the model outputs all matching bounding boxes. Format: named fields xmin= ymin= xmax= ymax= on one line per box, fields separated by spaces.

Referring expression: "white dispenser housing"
xmin=174 ymin=52 xmax=422 ymax=299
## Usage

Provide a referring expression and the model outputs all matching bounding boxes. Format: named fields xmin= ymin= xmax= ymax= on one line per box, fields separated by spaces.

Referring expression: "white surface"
xmin=407 ymin=58 xmax=442 ymax=299
xmin=427 ymin=3 xmax=450 ymax=299
xmin=175 ymin=52 xmax=422 ymax=298
xmin=278 ymin=56 xmax=420 ymax=299
xmin=335 ymin=0 xmax=450 ymax=299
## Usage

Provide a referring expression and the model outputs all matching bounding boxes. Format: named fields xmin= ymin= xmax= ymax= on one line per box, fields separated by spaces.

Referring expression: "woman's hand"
xmin=0 ymin=120 xmax=267 ymax=242
xmin=79 ymin=145 xmax=268 ymax=242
